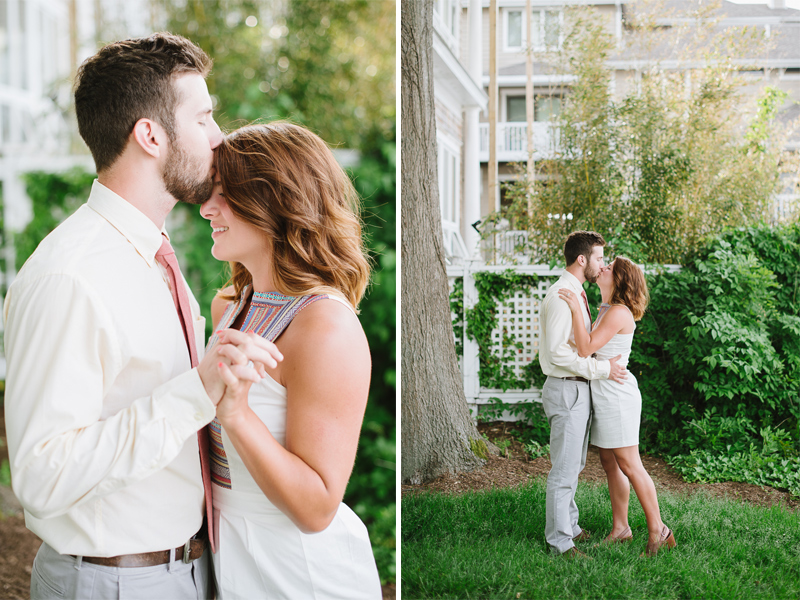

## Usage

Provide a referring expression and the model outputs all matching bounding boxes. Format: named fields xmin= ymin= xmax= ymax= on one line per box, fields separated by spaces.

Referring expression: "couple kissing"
xmin=538 ymin=230 xmax=677 ymax=559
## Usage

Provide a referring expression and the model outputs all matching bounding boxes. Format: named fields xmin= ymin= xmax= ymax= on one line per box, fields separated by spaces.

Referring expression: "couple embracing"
xmin=538 ymin=231 xmax=677 ymax=558
xmin=4 ymin=33 xmax=381 ymax=599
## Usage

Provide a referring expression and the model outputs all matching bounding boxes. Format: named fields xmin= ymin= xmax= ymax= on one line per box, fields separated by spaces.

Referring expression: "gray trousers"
xmin=541 ymin=376 xmax=592 ymax=554
xmin=30 ymin=542 xmax=210 ymax=600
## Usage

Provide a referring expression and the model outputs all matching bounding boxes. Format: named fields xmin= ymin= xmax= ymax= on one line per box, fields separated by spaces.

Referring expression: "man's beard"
xmin=162 ymin=139 xmax=213 ymax=205
xmin=584 ymin=263 xmax=600 ymax=283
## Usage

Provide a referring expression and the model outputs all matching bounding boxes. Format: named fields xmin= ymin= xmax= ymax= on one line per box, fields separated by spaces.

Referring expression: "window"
xmin=505 ymin=95 xmax=562 ymax=122
xmin=438 ymin=136 xmax=460 ymax=226
xmin=434 ymin=0 xmax=458 ymax=38
xmin=504 ymin=8 xmax=561 ymax=52
xmin=781 ymin=67 xmax=800 ymax=80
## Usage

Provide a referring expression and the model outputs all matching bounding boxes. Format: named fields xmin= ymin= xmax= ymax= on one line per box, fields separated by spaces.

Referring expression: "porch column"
xmin=463 ymin=0 xmax=483 ymax=258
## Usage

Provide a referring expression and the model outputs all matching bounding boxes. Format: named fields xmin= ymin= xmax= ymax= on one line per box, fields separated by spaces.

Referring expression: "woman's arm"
xmin=557 ymin=290 xmax=629 ymax=357
xmin=215 ymin=299 xmax=370 ymax=533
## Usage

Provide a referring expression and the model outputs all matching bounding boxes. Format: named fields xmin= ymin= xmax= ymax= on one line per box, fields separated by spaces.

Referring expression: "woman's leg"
xmin=598 ymin=447 xmax=631 ymax=536
xmin=612 ymin=446 xmax=664 ymax=541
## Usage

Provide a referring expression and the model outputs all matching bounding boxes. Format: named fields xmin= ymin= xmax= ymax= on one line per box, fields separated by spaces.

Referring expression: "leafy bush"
xmin=670 ymin=447 xmax=800 ymax=497
xmin=627 ymin=224 xmax=800 ymax=495
xmin=525 ymin=440 xmax=550 ymax=460
xmin=343 ymin=137 xmax=397 ymax=583
xmin=631 ymin=225 xmax=800 ymax=456
xmin=16 ymin=169 xmax=96 ymax=273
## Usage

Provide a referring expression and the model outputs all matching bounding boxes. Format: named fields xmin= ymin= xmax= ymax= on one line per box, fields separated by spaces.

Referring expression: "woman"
xmin=558 ymin=257 xmax=676 ymax=557
xmin=200 ymin=122 xmax=381 ymax=598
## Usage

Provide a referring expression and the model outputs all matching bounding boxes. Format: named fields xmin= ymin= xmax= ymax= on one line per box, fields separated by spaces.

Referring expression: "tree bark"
xmin=400 ymin=0 xmax=485 ymax=484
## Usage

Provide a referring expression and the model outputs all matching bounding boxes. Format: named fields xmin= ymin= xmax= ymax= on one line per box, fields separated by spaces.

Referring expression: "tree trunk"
xmin=400 ymin=0 xmax=486 ymax=484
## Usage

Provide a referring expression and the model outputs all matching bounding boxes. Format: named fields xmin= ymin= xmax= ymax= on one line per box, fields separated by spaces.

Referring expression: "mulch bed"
xmin=401 ymin=421 xmax=800 ymax=513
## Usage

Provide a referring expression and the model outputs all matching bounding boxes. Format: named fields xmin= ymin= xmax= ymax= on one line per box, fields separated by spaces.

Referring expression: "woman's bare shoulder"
xmin=281 ymin=296 xmax=369 ymax=366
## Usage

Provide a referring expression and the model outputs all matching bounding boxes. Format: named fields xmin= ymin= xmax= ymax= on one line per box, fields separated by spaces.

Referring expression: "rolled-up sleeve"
xmin=3 ymin=273 xmax=215 ymax=520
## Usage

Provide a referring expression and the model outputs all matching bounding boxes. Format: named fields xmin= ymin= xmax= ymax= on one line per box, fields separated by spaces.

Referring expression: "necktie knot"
xmin=156 ymin=236 xmax=175 ymax=260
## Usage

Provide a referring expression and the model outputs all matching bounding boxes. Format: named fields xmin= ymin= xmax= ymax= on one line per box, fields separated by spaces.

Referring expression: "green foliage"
xmin=0 ymin=459 xmax=10 ymax=488
xmin=449 ymin=277 xmax=464 ymax=357
xmin=344 ymin=136 xmax=397 ymax=584
xmin=487 ymin=7 xmax=789 ymax=265
xmin=670 ymin=447 xmax=800 ymax=498
xmin=525 ymin=440 xmax=550 ymax=460
xmin=625 ymin=224 xmax=800 ymax=496
xmin=465 ymin=271 xmax=545 ymax=391
xmin=631 ymin=225 xmax=800 ymax=460
xmin=478 ymin=398 xmax=550 ymax=446
xmin=493 ymin=438 xmax=511 ymax=457
xmin=16 ymin=169 xmax=96 ymax=273
xmin=155 ymin=0 xmax=395 ymax=149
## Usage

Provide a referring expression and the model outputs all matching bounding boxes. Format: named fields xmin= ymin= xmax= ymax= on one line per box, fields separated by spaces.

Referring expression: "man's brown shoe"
xmin=572 ymin=528 xmax=592 ymax=542
xmin=561 ymin=547 xmax=592 ymax=559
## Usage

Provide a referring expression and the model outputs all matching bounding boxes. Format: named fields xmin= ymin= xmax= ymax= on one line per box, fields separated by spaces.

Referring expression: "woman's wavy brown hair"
xmin=215 ymin=122 xmax=371 ymax=310
xmin=609 ymin=256 xmax=649 ymax=321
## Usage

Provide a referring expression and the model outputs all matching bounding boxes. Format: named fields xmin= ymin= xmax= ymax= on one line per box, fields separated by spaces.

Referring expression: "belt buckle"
xmin=182 ymin=541 xmax=192 ymax=564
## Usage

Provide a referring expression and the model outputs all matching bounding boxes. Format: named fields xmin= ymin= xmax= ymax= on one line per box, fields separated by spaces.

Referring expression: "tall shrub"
xmin=630 ymin=225 xmax=800 ymax=455
xmin=490 ymin=5 xmax=792 ymax=265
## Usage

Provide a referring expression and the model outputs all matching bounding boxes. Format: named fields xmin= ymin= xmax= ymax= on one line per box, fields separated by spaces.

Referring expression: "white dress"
xmin=590 ymin=304 xmax=642 ymax=448
xmin=208 ymin=289 xmax=382 ymax=600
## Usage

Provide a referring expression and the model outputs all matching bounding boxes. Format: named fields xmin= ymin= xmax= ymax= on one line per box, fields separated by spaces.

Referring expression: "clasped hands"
xmin=198 ymin=329 xmax=284 ymax=415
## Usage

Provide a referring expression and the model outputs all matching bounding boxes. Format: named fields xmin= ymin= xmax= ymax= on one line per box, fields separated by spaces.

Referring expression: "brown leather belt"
xmin=563 ymin=376 xmax=589 ymax=383
xmin=79 ymin=538 xmax=206 ymax=568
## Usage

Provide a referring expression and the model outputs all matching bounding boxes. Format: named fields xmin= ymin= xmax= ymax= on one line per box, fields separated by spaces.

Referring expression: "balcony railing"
xmin=479 ymin=122 xmax=558 ymax=162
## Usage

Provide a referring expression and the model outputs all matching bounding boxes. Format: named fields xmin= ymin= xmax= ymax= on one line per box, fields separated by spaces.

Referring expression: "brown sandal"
xmin=601 ymin=526 xmax=633 ymax=544
xmin=642 ymin=525 xmax=676 ymax=557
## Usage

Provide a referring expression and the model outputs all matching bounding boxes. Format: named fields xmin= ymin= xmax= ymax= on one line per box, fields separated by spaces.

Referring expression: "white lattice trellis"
xmin=447 ymin=262 xmax=681 ymax=421
xmin=490 ymin=282 xmax=550 ymax=379
xmin=447 ymin=263 xmax=562 ymax=420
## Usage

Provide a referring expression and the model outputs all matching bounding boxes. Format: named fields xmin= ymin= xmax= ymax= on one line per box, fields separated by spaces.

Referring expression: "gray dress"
xmin=590 ymin=305 xmax=641 ymax=448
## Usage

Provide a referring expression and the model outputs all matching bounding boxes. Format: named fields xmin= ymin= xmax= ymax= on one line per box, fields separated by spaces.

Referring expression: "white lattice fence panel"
xmin=490 ymin=280 xmax=553 ymax=381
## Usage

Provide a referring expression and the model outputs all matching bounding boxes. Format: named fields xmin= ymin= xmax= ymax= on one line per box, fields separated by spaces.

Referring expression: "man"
xmin=4 ymin=33 xmax=279 ymax=598
xmin=538 ymin=230 xmax=626 ymax=557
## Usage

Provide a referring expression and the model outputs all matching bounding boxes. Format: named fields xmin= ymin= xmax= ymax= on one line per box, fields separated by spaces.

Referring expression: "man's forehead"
xmin=592 ymin=245 xmax=604 ymax=258
xmin=173 ymin=72 xmax=212 ymax=112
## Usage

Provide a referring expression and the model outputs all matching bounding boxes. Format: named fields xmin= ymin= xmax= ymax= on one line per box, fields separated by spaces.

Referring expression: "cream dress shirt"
xmin=538 ymin=270 xmax=611 ymax=380
xmin=3 ymin=180 xmax=216 ymax=557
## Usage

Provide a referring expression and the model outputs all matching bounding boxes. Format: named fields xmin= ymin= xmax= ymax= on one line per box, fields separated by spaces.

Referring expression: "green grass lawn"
xmin=402 ymin=479 xmax=800 ymax=599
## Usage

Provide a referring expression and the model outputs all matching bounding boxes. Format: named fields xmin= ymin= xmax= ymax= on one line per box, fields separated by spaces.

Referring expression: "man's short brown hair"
xmin=564 ymin=230 xmax=606 ymax=266
xmin=74 ymin=32 xmax=212 ymax=173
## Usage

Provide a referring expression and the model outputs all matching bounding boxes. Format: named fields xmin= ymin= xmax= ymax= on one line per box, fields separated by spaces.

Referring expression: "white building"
xmin=433 ymin=0 xmax=800 ymax=264
xmin=433 ymin=0 xmax=488 ymax=262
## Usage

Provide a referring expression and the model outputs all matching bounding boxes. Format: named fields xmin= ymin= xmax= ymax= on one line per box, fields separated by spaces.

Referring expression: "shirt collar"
xmin=86 ymin=180 xmax=168 ymax=267
xmin=562 ymin=270 xmax=584 ymax=291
